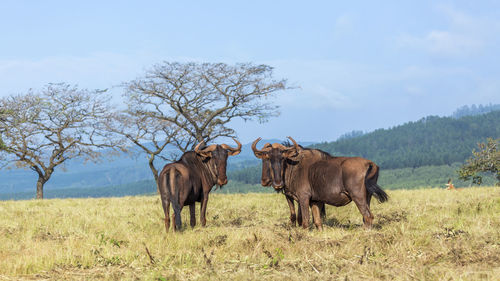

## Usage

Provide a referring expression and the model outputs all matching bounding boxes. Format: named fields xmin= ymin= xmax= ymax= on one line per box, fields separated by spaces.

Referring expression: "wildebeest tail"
xmin=168 ymin=167 xmax=182 ymax=229
xmin=365 ymin=162 xmax=388 ymax=203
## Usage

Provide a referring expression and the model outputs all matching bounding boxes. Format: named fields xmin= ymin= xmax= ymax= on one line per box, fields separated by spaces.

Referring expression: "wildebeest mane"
xmin=300 ymin=147 xmax=331 ymax=160
xmin=281 ymin=140 xmax=293 ymax=147
xmin=179 ymin=151 xmax=200 ymax=165
xmin=179 ymin=151 xmax=212 ymax=175
xmin=282 ymin=140 xmax=331 ymax=155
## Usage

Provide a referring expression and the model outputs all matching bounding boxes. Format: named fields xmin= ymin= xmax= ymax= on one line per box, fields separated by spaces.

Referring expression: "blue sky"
xmin=1 ymin=1 xmax=499 ymax=143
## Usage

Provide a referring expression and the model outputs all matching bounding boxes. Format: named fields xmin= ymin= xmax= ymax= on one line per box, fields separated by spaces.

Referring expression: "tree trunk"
xmin=148 ymin=154 xmax=160 ymax=194
xmin=36 ymin=177 xmax=46 ymax=199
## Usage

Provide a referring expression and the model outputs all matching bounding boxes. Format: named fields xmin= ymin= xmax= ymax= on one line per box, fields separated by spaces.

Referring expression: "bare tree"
xmin=0 ymin=83 xmax=123 ymax=199
xmin=123 ymin=62 xmax=288 ymax=146
xmin=105 ymin=111 xmax=187 ymax=188
xmin=116 ymin=62 xmax=288 ymax=186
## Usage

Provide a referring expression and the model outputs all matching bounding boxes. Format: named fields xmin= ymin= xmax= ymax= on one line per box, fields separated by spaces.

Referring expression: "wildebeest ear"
xmin=253 ymin=150 xmax=269 ymax=159
xmin=284 ymin=136 xmax=302 ymax=159
xmin=196 ymin=150 xmax=212 ymax=159
xmin=195 ymin=142 xmax=216 ymax=159
xmin=283 ymin=148 xmax=299 ymax=159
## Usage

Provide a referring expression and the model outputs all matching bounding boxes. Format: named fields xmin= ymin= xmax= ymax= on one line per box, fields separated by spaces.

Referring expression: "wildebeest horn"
xmin=221 ymin=138 xmax=242 ymax=152
xmin=194 ymin=140 xmax=216 ymax=153
xmin=194 ymin=140 xmax=205 ymax=153
xmin=252 ymin=137 xmax=272 ymax=158
xmin=287 ymin=136 xmax=300 ymax=151
xmin=221 ymin=138 xmax=242 ymax=156
xmin=251 ymin=137 xmax=263 ymax=155
xmin=252 ymin=138 xmax=272 ymax=152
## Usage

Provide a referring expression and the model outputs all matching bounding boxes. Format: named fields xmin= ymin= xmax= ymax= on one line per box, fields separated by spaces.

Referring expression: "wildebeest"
xmin=158 ymin=138 xmax=242 ymax=232
xmin=252 ymin=138 xmax=325 ymax=227
xmin=253 ymin=137 xmax=387 ymax=229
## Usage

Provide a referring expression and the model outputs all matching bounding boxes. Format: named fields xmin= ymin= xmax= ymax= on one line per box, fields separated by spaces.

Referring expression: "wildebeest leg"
xmin=171 ymin=212 xmax=177 ymax=231
xmin=160 ymin=196 xmax=170 ymax=232
xmin=320 ymin=203 xmax=326 ymax=220
xmin=170 ymin=198 xmax=182 ymax=232
xmin=173 ymin=205 xmax=183 ymax=231
xmin=166 ymin=167 xmax=183 ymax=232
xmin=189 ymin=203 xmax=196 ymax=228
xmin=159 ymin=172 xmax=171 ymax=233
xmin=172 ymin=199 xmax=183 ymax=232
xmin=311 ymin=202 xmax=323 ymax=231
xmin=351 ymin=191 xmax=374 ymax=228
xmin=200 ymin=192 xmax=209 ymax=227
xmin=299 ymin=197 xmax=310 ymax=229
xmin=297 ymin=203 xmax=303 ymax=226
xmin=285 ymin=195 xmax=297 ymax=226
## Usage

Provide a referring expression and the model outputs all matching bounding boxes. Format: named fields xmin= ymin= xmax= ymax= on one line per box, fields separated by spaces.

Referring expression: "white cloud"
xmin=0 ymin=53 xmax=146 ymax=95
xmin=282 ymin=85 xmax=354 ymax=110
xmin=0 ymin=52 xmax=211 ymax=97
xmin=267 ymin=59 xmax=382 ymax=110
xmin=426 ymin=30 xmax=482 ymax=55
xmin=396 ymin=5 xmax=497 ymax=57
xmin=437 ymin=4 xmax=483 ymax=30
xmin=405 ymin=86 xmax=423 ymax=97
xmin=334 ymin=14 xmax=355 ymax=34
xmin=398 ymin=30 xmax=483 ymax=56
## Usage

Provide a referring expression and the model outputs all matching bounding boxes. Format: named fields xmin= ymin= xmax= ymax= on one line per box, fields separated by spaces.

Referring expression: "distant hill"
xmin=312 ymin=110 xmax=500 ymax=169
xmin=0 ymin=138 xmax=313 ymax=194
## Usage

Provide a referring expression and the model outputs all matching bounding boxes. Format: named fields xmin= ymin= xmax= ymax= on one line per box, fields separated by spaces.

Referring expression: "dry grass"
xmin=0 ymin=187 xmax=499 ymax=280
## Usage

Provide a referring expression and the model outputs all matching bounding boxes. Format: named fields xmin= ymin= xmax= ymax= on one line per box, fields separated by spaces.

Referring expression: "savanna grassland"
xmin=0 ymin=188 xmax=499 ymax=280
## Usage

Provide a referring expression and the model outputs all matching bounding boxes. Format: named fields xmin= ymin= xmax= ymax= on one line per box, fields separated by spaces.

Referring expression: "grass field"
xmin=0 ymin=187 xmax=499 ymax=280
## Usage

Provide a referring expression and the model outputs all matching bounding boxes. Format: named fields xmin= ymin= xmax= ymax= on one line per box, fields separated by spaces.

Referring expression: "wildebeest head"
xmin=195 ymin=138 xmax=242 ymax=186
xmin=251 ymin=139 xmax=272 ymax=187
xmin=252 ymin=137 xmax=301 ymax=190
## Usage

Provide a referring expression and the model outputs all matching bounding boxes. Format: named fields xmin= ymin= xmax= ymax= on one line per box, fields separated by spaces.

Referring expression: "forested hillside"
xmin=229 ymin=110 xmax=500 ymax=185
xmin=312 ymin=110 xmax=500 ymax=169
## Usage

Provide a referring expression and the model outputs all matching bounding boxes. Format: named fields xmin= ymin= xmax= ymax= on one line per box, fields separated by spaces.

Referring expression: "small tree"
xmin=0 ymin=83 xmax=122 ymax=199
xmin=118 ymin=62 xmax=288 ymax=186
xmin=458 ymin=138 xmax=499 ymax=186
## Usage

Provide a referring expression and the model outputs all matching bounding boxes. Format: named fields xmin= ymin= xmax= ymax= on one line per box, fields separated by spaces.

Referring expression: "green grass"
xmin=0 ymin=187 xmax=499 ymax=280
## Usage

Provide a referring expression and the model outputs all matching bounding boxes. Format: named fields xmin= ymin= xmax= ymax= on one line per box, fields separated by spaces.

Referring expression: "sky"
xmin=1 ymin=0 xmax=499 ymax=143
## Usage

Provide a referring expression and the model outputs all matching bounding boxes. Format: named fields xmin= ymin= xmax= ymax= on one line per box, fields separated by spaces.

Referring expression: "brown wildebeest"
xmin=252 ymin=138 xmax=325 ymax=227
xmin=158 ymin=138 xmax=242 ymax=232
xmin=253 ymin=137 xmax=387 ymax=229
